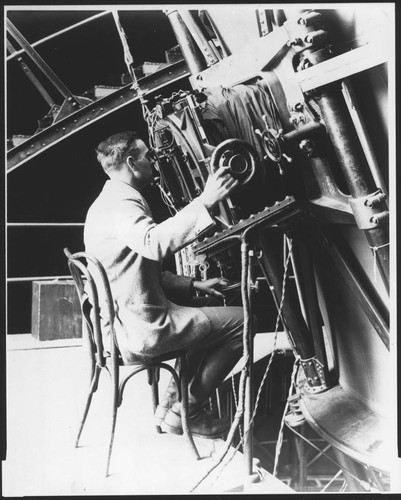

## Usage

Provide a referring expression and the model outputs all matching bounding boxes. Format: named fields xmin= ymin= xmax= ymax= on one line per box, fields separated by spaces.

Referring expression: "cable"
xmin=112 ymin=11 xmax=150 ymax=128
xmin=190 ymin=234 xmax=294 ymax=491
xmin=231 ymin=374 xmax=243 ymax=444
xmin=208 ymin=242 xmax=295 ymax=488
xmin=189 ymin=233 xmax=248 ymax=492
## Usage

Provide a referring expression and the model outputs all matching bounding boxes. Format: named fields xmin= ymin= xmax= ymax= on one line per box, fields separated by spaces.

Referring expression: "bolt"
xmin=294 ymin=102 xmax=304 ymax=112
xmin=304 ymin=29 xmax=328 ymax=45
xmin=364 ymin=192 xmax=386 ymax=208
xmin=298 ymin=11 xmax=322 ymax=27
xmin=370 ymin=212 xmax=389 ymax=225
xmin=299 ymin=139 xmax=315 ymax=157
xmin=287 ymin=37 xmax=302 ymax=47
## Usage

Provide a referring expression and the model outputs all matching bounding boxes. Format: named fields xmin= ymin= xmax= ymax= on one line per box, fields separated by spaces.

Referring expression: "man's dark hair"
xmin=96 ymin=131 xmax=141 ymax=174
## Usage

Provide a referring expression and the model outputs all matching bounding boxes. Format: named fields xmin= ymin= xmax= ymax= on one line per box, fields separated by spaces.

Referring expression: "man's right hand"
xmin=198 ymin=167 xmax=239 ymax=211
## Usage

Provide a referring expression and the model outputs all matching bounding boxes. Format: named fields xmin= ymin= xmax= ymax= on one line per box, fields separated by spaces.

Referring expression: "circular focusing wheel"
xmin=262 ymin=128 xmax=282 ymax=163
xmin=228 ymin=154 xmax=249 ymax=176
xmin=211 ymin=139 xmax=258 ymax=186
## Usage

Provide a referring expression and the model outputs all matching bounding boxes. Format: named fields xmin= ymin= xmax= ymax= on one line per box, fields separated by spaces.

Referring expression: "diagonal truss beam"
xmin=7 ymin=19 xmax=81 ymax=108
xmin=7 ymin=59 xmax=189 ymax=173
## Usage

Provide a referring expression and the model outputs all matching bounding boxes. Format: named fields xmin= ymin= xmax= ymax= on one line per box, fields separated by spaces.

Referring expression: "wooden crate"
xmin=31 ymin=280 xmax=82 ymax=340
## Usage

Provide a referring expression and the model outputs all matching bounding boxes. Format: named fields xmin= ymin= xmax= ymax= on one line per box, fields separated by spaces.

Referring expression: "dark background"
xmin=7 ymin=9 xmax=190 ymax=333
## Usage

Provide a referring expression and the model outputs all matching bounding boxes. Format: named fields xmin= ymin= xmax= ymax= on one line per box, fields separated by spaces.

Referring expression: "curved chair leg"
xmin=148 ymin=368 xmax=162 ymax=433
xmin=180 ymin=356 xmax=201 ymax=460
xmin=148 ymin=367 xmax=160 ymax=414
xmin=106 ymin=366 xmax=119 ymax=477
xmin=75 ymin=364 xmax=101 ymax=448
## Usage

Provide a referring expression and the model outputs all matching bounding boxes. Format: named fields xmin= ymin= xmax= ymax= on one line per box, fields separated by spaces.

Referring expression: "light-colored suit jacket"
xmin=84 ymin=179 xmax=215 ymax=362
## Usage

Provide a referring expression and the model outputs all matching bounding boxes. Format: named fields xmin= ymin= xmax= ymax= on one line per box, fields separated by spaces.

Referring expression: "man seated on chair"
xmin=84 ymin=131 xmax=246 ymax=439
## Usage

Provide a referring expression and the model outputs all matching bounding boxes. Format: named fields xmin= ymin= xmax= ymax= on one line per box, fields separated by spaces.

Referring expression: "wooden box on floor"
xmin=31 ymin=280 xmax=82 ymax=340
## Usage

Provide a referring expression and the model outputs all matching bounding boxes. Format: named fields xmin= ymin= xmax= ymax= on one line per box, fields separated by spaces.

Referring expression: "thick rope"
xmin=112 ymin=11 xmax=150 ymax=123
xmin=191 ymin=236 xmax=293 ymax=491
xmin=231 ymin=374 xmax=243 ymax=443
xmin=208 ymin=241 xmax=294 ymax=487
xmin=190 ymin=234 xmax=251 ymax=492
xmin=111 ymin=11 xmax=137 ymax=88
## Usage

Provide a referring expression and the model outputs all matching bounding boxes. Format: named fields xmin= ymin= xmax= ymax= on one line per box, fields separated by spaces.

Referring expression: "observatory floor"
xmin=3 ymin=334 xmax=293 ymax=496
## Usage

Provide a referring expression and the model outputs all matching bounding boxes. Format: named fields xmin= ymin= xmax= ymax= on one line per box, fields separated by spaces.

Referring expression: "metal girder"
xmin=7 ymin=59 xmax=190 ymax=173
xmin=7 ymin=39 xmax=55 ymax=107
xmin=7 ymin=19 xmax=81 ymax=108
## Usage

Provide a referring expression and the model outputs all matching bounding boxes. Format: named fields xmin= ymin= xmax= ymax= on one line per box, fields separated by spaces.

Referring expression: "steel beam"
xmin=7 ymin=19 xmax=81 ymax=107
xmin=7 ymin=60 xmax=189 ymax=173
xmin=7 ymin=39 xmax=55 ymax=107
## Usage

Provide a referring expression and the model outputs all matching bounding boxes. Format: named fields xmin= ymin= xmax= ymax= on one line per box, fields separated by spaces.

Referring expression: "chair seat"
xmin=105 ymin=350 xmax=187 ymax=367
xmin=127 ymin=350 xmax=186 ymax=366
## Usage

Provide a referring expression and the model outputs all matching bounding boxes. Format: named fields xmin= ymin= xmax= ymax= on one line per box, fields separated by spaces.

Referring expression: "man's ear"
xmin=126 ymin=156 xmax=136 ymax=171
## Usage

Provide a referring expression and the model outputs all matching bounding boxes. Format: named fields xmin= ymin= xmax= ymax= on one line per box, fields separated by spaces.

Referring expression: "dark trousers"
xmin=166 ymin=296 xmax=253 ymax=414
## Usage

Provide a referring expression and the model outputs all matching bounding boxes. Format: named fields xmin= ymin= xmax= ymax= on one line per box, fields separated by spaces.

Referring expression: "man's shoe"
xmin=163 ymin=407 xmax=230 ymax=439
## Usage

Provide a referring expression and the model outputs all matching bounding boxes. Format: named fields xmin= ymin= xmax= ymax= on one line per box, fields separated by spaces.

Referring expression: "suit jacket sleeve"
xmin=115 ymin=196 xmax=215 ymax=262
xmin=161 ymin=271 xmax=193 ymax=303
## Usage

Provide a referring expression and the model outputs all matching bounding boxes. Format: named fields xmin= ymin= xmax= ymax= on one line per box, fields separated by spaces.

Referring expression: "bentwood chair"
xmin=63 ymin=248 xmax=200 ymax=476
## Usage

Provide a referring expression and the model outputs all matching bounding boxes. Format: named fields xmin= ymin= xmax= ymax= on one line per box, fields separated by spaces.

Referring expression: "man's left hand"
xmin=193 ymin=277 xmax=229 ymax=298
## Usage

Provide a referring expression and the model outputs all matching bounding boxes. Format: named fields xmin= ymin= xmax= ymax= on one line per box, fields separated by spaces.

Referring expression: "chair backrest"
xmin=64 ymin=247 xmax=118 ymax=367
